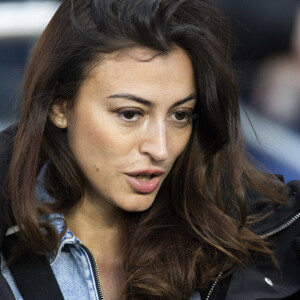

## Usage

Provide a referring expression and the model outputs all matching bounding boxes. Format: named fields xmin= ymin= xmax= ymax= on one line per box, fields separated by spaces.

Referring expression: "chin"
xmin=119 ymin=194 xmax=156 ymax=212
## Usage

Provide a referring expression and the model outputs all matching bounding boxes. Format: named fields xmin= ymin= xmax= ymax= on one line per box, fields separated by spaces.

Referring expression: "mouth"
xmin=125 ymin=170 xmax=165 ymax=193
xmin=131 ymin=174 xmax=156 ymax=181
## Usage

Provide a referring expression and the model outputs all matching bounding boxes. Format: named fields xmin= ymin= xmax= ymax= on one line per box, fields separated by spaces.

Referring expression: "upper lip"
xmin=125 ymin=169 xmax=165 ymax=176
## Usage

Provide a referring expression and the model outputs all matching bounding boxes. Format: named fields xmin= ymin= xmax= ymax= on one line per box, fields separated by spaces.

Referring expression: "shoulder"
xmin=244 ymin=176 xmax=300 ymax=237
xmin=221 ymin=181 xmax=300 ymax=300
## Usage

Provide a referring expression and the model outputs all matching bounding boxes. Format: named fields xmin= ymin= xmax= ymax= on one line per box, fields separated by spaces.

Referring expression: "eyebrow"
xmin=107 ymin=93 xmax=196 ymax=108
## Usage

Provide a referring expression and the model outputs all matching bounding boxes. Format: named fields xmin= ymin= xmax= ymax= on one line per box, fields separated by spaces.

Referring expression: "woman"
xmin=0 ymin=0 xmax=300 ymax=299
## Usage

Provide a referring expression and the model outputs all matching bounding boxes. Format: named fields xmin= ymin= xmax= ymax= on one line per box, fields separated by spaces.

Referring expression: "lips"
xmin=125 ymin=170 xmax=164 ymax=193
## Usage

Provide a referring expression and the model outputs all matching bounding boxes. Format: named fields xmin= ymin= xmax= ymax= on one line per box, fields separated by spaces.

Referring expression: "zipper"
xmin=260 ymin=211 xmax=300 ymax=239
xmin=205 ymin=271 xmax=223 ymax=300
xmin=78 ymin=242 xmax=105 ymax=300
xmin=260 ymin=180 xmax=300 ymax=239
xmin=205 ymin=211 xmax=300 ymax=299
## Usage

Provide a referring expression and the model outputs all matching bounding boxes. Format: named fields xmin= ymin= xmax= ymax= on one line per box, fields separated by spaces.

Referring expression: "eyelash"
xmin=169 ymin=111 xmax=193 ymax=124
xmin=117 ymin=109 xmax=143 ymax=123
xmin=116 ymin=108 xmax=194 ymax=125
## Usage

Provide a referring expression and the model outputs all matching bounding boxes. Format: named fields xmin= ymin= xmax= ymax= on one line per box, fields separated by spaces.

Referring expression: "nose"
xmin=139 ymin=120 xmax=168 ymax=162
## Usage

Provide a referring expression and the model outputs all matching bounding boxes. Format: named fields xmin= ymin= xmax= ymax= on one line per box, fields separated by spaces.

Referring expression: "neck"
xmin=65 ymin=196 xmax=123 ymax=260
xmin=65 ymin=197 xmax=126 ymax=300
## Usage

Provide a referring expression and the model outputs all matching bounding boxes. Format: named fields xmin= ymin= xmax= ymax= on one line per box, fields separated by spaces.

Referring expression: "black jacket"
xmin=204 ymin=180 xmax=300 ymax=300
xmin=0 ymin=125 xmax=16 ymax=299
xmin=0 ymin=124 xmax=300 ymax=300
xmin=0 ymin=275 xmax=15 ymax=300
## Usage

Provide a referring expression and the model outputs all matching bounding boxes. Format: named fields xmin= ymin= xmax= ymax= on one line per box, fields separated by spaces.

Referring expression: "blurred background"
xmin=0 ymin=0 xmax=300 ymax=182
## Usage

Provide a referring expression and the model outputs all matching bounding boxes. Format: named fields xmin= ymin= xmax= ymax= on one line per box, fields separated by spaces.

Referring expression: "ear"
xmin=49 ymin=99 xmax=68 ymax=128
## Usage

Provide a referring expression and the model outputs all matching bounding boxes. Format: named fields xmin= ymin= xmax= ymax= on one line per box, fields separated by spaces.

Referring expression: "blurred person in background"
xmin=218 ymin=0 xmax=300 ymax=105
xmin=253 ymin=6 xmax=300 ymax=130
xmin=218 ymin=0 xmax=300 ymax=181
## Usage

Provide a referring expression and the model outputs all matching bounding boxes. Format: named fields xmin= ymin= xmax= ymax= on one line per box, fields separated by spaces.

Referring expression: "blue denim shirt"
xmin=0 ymin=168 xmax=202 ymax=300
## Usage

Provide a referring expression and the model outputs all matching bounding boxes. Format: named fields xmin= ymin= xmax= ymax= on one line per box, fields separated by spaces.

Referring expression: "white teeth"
xmin=134 ymin=175 xmax=152 ymax=181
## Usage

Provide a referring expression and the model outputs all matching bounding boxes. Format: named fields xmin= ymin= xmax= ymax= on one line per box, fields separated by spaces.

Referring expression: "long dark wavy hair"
xmin=7 ymin=0 xmax=287 ymax=298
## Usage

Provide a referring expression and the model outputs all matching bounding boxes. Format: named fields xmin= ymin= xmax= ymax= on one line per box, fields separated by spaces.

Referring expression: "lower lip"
xmin=125 ymin=175 xmax=161 ymax=193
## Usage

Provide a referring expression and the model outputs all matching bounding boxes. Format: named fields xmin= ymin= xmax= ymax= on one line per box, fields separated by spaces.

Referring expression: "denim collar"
xmin=6 ymin=164 xmax=80 ymax=264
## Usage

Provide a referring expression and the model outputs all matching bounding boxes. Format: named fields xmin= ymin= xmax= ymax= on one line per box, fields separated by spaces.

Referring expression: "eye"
xmin=117 ymin=109 xmax=143 ymax=122
xmin=174 ymin=111 xmax=188 ymax=121
xmin=169 ymin=110 xmax=193 ymax=124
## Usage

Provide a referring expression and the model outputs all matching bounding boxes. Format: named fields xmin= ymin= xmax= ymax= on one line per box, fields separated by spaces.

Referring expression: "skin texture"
xmin=50 ymin=46 xmax=196 ymax=300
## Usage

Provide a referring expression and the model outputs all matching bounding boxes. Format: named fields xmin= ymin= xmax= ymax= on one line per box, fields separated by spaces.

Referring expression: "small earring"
xmin=57 ymin=121 xmax=63 ymax=126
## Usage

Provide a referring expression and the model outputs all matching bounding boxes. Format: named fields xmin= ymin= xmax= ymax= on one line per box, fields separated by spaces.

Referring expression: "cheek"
xmin=68 ymin=105 xmax=117 ymax=152
xmin=67 ymin=112 xmax=136 ymax=176
xmin=84 ymin=122 xmax=116 ymax=149
xmin=170 ymin=127 xmax=192 ymax=158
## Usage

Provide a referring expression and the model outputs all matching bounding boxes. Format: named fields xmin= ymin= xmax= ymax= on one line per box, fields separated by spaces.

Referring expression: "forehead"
xmin=81 ymin=46 xmax=196 ymax=102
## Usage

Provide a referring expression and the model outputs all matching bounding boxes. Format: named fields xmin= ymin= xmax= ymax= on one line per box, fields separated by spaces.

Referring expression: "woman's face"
xmin=56 ymin=46 xmax=196 ymax=213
